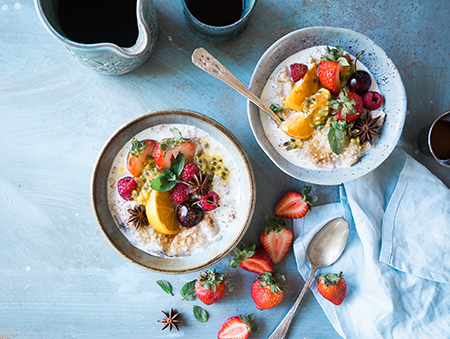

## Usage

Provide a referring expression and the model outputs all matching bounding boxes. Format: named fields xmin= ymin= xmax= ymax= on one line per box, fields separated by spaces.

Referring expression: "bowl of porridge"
xmin=92 ymin=109 xmax=255 ymax=274
xmin=248 ymin=26 xmax=406 ymax=185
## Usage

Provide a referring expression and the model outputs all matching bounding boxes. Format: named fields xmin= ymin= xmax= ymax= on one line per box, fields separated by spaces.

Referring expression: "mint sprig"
xmin=150 ymin=153 xmax=185 ymax=192
xmin=328 ymin=121 xmax=349 ymax=155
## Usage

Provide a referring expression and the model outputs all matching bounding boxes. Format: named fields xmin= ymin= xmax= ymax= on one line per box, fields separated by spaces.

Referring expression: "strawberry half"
xmin=274 ymin=184 xmax=318 ymax=219
xmin=317 ymin=46 xmax=351 ymax=95
xmin=228 ymin=243 xmax=274 ymax=274
xmin=217 ymin=314 xmax=258 ymax=339
xmin=260 ymin=215 xmax=292 ymax=265
xmin=316 ymin=271 xmax=347 ymax=305
xmin=126 ymin=138 xmax=156 ymax=177
xmin=153 ymin=128 xmax=195 ymax=170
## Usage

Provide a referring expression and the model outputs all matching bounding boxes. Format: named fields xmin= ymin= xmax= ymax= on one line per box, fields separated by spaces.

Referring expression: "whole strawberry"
xmin=229 ymin=243 xmax=274 ymax=274
xmin=260 ymin=215 xmax=292 ymax=265
xmin=217 ymin=313 xmax=258 ymax=339
xmin=251 ymin=271 xmax=285 ymax=310
xmin=316 ymin=271 xmax=347 ymax=305
xmin=195 ymin=268 xmax=226 ymax=305
xmin=317 ymin=46 xmax=350 ymax=95
xmin=330 ymin=90 xmax=363 ymax=123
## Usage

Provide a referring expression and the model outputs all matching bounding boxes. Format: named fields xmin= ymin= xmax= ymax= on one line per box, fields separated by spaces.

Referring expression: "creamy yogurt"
xmin=260 ymin=46 xmax=385 ymax=170
xmin=107 ymin=124 xmax=240 ymax=258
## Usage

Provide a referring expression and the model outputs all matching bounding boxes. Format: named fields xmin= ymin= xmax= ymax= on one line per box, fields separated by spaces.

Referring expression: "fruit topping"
xmin=180 ymin=163 xmax=200 ymax=182
xmin=353 ymin=113 xmax=382 ymax=146
xmin=127 ymin=204 xmax=149 ymax=229
xmin=229 ymin=243 xmax=274 ymax=274
xmin=176 ymin=201 xmax=204 ymax=227
xmin=117 ymin=176 xmax=138 ymax=201
xmin=195 ymin=268 xmax=226 ymax=305
xmin=251 ymin=271 xmax=285 ymax=310
xmin=127 ymin=138 xmax=156 ymax=177
xmin=285 ymin=63 xmax=320 ymax=111
xmin=170 ymin=183 xmax=190 ymax=204
xmin=330 ymin=90 xmax=363 ymax=123
xmin=316 ymin=271 xmax=347 ymax=305
xmin=317 ymin=46 xmax=350 ymax=95
xmin=146 ymin=190 xmax=180 ymax=235
xmin=347 ymin=70 xmax=372 ymax=96
xmin=197 ymin=190 xmax=220 ymax=211
xmin=289 ymin=63 xmax=308 ymax=82
xmin=260 ymin=215 xmax=292 ymax=265
xmin=274 ymin=184 xmax=317 ymax=219
xmin=217 ymin=314 xmax=258 ymax=339
xmin=362 ymin=91 xmax=383 ymax=110
xmin=151 ymin=153 xmax=185 ymax=192
xmin=154 ymin=128 xmax=195 ymax=170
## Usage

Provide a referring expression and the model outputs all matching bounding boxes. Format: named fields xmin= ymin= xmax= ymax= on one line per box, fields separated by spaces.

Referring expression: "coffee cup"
xmin=418 ymin=110 xmax=450 ymax=168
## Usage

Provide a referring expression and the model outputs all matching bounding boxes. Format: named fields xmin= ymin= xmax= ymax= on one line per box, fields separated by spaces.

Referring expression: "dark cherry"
xmin=176 ymin=202 xmax=204 ymax=227
xmin=347 ymin=70 xmax=372 ymax=95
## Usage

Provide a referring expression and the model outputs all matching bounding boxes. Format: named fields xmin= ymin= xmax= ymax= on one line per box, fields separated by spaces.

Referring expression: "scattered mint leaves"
xmin=150 ymin=153 xmax=185 ymax=192
xmin=328 ymin=121 xmax=349 ymax=155
xmin=193 ymin=305 xmax=208 ymax=323
xmin=156 ymin=280 xmax=173 ymax=296
xmin=180 ymin=279 xmax=197 ymax=301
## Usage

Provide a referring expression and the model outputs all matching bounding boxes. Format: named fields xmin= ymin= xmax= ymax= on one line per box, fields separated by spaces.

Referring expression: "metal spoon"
xmin=191 ymin=48 xmax=282 ymax=127
xmin=269 ymin=217 xmax=350 ymax=339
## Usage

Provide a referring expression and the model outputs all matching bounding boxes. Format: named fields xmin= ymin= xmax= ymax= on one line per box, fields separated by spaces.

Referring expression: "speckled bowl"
xmin=92 ymin=109 xmax=255 ymax=274
xmin=248 ymin=26 xmax=407 ymax=185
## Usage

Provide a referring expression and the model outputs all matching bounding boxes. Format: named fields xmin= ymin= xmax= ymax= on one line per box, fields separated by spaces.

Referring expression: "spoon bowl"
xmin=269 ymin=217 xmax=349 ymax=339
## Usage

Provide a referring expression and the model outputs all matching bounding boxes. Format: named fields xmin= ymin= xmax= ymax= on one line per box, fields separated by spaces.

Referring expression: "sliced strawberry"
xmin=260 ymin=215 xmax=292 ymax=265
xmin=317 ymin=60 xmax=344 ymax=95
xmin=274 ymin=184 xmax=317 ymax=219
xmin=228 ymin=243 xmax=274 ymax=274
xmin=218 ymin=314 xmax=258 ymax=339
xmin=153 ymin=128 xmax=195 ymax=170
xmin=126 ymin=138 xmax=156 ymax=177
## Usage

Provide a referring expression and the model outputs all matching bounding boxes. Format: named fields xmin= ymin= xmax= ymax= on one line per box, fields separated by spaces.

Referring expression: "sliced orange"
xmin=285 ymin=63 xmax=320 ymax=111
xmin=146 ymin=190 xmax=180 ymax=235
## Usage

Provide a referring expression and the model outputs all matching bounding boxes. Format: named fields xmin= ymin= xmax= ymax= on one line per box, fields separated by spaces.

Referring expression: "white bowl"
xmin=92 ymin=109 xmax=255 ymax=274
xmin=248 ymin=26 xmax=406 ymax=185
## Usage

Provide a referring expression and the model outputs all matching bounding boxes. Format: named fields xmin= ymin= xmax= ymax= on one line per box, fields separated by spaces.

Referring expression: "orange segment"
xmin=146 ymin=190 xmax=180 ymax=235
xmin=285 ymin=63 xmax=320 ymax=111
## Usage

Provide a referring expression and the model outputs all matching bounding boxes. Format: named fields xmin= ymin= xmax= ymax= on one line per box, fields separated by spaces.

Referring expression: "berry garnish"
xmin=117 ymin=176 xmax=137 ymax=201
xmin=180 ymin=163 xmax=200 ymax=182
xmin=347 ymin=70 xmax=372 ymax=96
xmin=153 ymin=128 xmax=195 ymax=170
xmin=362 ymin=91 xmax=383 ymax=110
xmin=197 ymin=191 xmax=220 ymax=211
xmin=274 ymin=184 xmax=317 ymax=219
xmin=126 ymin=138 xmax=156 ymax=177
xmin=289 ymin=63 xmax=308 ymax=82
xmin=170 ymin=183 xmax=189 ymax=204
xmin=330 ymin=90 xmax=363 ymax=123
xmin=176 ymin=202 xmax=204 ymax=227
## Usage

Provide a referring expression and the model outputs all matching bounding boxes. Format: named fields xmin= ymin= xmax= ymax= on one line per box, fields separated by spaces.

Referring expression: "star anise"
xmin=127 ymin=204 xmax=148 ymax=230
xmin=158 ymin=308 xmax=181 ymax=331
xmin=186 ymin=172 xmax=212 ymax=196
xmin=353 ymin=113 xmax=382 ymax=145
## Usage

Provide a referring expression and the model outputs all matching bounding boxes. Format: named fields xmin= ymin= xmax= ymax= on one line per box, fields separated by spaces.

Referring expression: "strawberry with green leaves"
xmin=217 ymin=313 xmax=258 ymax=339
xmin=260 ymin=215 xmax=292 ymax=265
xmin=317 ymin=46 xmax=351 ymax=95
xmin=195 ymin=268 xmax=226 ymax=305
xmin=153 ymin=128 xmax=195 ymax=170
xmin=126 ymin=137 xmax=156 ymax=177
xmin=330 ymin=89 xmax=364 ymax=123
xmin=274 ymin=184 xmax=318 ymax=219
xmin=228 ymin=243 xmax=274 ymax=274
xmin=251 ymin=271 xmax=285 ymax=310
xmin=316 ymin=271 xmax=347 ymax=305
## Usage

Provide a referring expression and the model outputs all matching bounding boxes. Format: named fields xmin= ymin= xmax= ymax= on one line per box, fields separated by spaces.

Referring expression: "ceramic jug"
xmin=35 ymin=0 xmax=158 ymax=75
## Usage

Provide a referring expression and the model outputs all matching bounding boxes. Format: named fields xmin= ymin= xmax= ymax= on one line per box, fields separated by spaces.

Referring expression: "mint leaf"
xmin=156 ymin=280 xmax=173 ymax=296
xmin=180 ymin=279 xmax=197 ymax=301
xmin=150 ymin=175 xmax=176 ymax=192
xmin=193 ymin=305 xmax=208 ymax=323
xmin=170 ymin=153 xmax=185 ymax=179
xmin=162 ymin=168 xmax=176 ymax=182
xmin=328 ymin=124 xmax=345 ymax=155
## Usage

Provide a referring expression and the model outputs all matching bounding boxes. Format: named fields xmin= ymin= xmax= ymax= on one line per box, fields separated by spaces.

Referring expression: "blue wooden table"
xmin=1 ymin=0 xmax=449 ymax=338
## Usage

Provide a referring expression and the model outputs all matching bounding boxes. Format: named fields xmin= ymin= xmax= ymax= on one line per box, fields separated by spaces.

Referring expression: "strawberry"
xmin=153 ymin=128 xmax=195 ymax=170
xmin=251 ymin=271 xmax=285 ymax=310
xmin=117 ymin=176 xmax=137 ymax=201
xmin=126 ymin=138 xmax=156 ymax=177
xmin=195 ymin=268 xmax=226 ymax=305
xmin=228 ymin=243 xmax=274 ymax=274
xmin=260 ymin=215 xmax=292 ymax=265
xmin=217 ymin=313 xmax=258 ymax=339
xmin=330 ymin=90 xmax=363 ymax=123
xmin=170 ymin=183 xmax=189 ymax=204
xmin=274 ymin=184 xmax=317 ymax=219
xmin=317 ymin=46 xmax=350 ymax=95
xmin=316 ymin=271 xmax=347 ymax=305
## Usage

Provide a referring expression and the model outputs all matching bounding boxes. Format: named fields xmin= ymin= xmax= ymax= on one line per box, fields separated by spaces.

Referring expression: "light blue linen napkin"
xmin=293 ymin=149 xmax=450 ymax=338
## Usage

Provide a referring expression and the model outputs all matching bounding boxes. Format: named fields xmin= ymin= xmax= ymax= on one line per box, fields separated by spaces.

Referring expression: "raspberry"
xmin=171 ymin=183 xmax=190 ymax=203
xmin=117 ymin=176 xmax=137 ymax=201
xmin=362 ymin=91 xmax=383 ymax=110
xmin=180 ymin=163 xmax=200 ymax=182
xmin=290 ymin=63 xmax=308 ymax=82
xmin=198 ymin=191 xmax=220 ymax=211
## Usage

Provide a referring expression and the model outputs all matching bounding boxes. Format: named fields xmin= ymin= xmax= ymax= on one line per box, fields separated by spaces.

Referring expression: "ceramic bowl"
xmin=181 ymin=0 xmax=257 ymax=42
xmin=248 ymin=26 xmax=407 ymax=185
xmin=92 ymin=109 xmax=255 ymax=274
